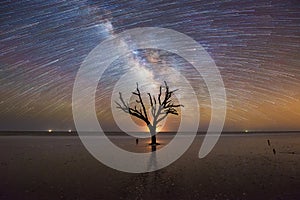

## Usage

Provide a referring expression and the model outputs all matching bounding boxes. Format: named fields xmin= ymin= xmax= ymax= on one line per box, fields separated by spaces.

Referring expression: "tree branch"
xmin=115 ymin=81 xmax=183 ymax=129
xmin=116 ymin=91 xmax=150 ymax=125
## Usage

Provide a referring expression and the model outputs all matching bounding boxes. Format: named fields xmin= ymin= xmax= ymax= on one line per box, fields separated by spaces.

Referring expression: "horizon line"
xmin=0 ymin=130 xmax=299 ymax=133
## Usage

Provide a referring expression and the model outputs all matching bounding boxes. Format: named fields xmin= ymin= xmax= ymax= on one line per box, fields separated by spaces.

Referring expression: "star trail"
xmin=0 ymin=0 xmax=299 ymax=131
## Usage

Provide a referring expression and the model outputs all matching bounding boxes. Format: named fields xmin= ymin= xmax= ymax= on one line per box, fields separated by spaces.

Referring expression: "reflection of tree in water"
xmin=121 ymin=149 xmax=176 ymax=199
xmin=147 ymin=149 xmax=157 ymax=171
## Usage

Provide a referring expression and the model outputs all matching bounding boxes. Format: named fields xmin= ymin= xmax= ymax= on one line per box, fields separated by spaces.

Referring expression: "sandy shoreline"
xmin=0 ymin=134 xmax=299 ymax=199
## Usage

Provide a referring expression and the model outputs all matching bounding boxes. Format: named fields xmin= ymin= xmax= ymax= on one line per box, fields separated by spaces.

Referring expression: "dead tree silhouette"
xmin=116 ymin=81 xmax=183 ymax=146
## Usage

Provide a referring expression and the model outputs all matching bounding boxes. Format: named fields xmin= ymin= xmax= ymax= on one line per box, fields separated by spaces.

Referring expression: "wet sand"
xmin=0 ymin=134 xmax=299 ymax=200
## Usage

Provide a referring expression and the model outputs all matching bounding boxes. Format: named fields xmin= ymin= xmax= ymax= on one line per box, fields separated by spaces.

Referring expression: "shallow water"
xmin=0 ymin=134 xmax=299 ymax=199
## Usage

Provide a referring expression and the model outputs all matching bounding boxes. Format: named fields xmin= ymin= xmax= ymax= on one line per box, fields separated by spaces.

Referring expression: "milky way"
xmin=0 ymin=0 xmax=299 ymax=131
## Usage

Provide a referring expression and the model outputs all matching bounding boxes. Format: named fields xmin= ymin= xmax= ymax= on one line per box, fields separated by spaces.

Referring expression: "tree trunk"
xmin=151 ymin=134 xmax=156 ymax=145
xmin=148 ymin=124 xmax=158 ymax=145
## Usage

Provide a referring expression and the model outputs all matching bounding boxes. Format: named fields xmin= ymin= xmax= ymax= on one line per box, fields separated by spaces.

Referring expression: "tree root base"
xmin=149 ymin=143 xmax=160 ymax=146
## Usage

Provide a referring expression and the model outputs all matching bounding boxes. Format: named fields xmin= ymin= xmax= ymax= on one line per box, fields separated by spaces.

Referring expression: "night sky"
xmin=1 ymin=0 xmax=299 ymax=131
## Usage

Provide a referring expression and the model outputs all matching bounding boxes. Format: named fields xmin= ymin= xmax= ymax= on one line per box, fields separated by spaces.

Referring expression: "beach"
xmin=0 ymin=133 xmax=299 ymax=200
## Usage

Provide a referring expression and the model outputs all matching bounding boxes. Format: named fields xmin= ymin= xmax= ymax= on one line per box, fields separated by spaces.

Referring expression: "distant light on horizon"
xmin=68 ymin=129 xmax=72 ymax=133
xmin=48 ymin=129 xmax=52 ymax=133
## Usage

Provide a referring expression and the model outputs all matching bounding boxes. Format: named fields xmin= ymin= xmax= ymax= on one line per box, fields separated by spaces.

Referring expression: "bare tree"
xmin=116 ymin=81 xmax=183 ymax=145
